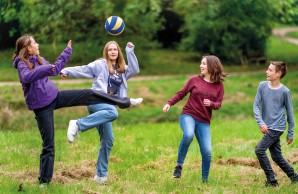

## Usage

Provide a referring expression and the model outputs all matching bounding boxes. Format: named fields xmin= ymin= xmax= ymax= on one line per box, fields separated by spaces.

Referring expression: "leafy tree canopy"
xmin=174 ymin=0 xmax=274 ymax=64
xmin=1 ymin=0 xmax=298 ymax=64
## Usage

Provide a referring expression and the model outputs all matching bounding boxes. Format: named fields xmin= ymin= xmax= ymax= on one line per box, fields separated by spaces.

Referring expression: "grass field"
xmin=287 ymin=31 xmax=298 ymax=39
xmin=1 ymin=30 xmax=298 ymax=193
xmin=0 ymin=70 xmax=298 ymax=193
xmin=265 ymin=36 xmax=298 ymax=65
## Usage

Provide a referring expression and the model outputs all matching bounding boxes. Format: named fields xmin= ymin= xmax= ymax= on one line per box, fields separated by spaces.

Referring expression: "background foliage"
xmin=175 ymin=0 xmax=274 ymax=63
xmin=1 ymin=0 xmax=298 ymax=64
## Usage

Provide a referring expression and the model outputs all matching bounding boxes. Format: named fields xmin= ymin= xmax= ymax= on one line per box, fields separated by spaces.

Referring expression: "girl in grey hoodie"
xmin=60 ymin=40 xmax=141 ymax=184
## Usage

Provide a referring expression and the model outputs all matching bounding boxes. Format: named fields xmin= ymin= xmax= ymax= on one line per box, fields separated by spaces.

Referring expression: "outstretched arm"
xmin=60 ymin=60 xmax=102 ymax=79
xmin=125 ymin=42 xmax=140 ymax=79
xmin=51 ymin=40 xmax=72 ymax=75
xmin=18 ymin=40 xmax=72 ymax=83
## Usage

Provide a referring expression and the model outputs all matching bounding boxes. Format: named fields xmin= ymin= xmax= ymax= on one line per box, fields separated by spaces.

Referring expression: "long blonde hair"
xmin=13 ymin=34 xmax=43 ymax=69
xmin=103 ymin=41 xmax=126 ymax=74
xmin=200 ymin=55 xmax=228 ymax=84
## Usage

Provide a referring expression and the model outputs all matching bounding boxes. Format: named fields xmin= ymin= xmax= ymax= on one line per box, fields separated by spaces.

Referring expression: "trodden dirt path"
xmin=272 ymin=27 xmax=298 ymax=45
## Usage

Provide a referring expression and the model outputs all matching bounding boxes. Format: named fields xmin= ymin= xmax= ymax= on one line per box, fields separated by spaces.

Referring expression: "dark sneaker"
xmin=172 ymin=165 xmax=182 ymax=178
xmin=265 ymin=181 xmax=278 ymax=187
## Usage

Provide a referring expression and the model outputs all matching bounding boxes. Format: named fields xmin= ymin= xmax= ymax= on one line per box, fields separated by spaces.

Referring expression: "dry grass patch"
xmin=134 ymin=155 xmax=170 ymax=171
xmin=287 ymin=149 xmax=298 ymax=164
xmin=54 ymin=160 xmax=95 ymax=184
xmin=217 ymin=157 xmax=259 ymax=168
xmin=135 ymin=86 xmax=166 ymax=105
xmin=217 ymin=139 xmax=258 ymax=147
xmin=5 ymin=160 xmax=97 ymax=185
xmin=109 ymin=156 xmax=122 ymax=163
xmin=224 ymin=92 xmax=253 ymax=103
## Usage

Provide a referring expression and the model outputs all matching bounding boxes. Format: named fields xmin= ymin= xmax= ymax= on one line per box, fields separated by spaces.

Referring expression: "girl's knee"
xmin=182 ymin=136 xmax=193 ymax=144
xmin=101 ymin=139 xmax=114 ymax=149
xmin=109 ymin=109 xmax=118 ymax=120
xmin=112 ymin=111 xmax=118 ymax=119
xmin=202 ymin=149 xmax=212 ymax=158
xmin=102 ymin=136 xmax=114 ymax=145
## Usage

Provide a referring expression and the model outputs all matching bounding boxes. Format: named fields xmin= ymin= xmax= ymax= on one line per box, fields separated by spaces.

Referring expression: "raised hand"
xmin=67 ymin=40 xmax=72 ymax=48
xmin=127 ymin=42 xmax=134 ymax=48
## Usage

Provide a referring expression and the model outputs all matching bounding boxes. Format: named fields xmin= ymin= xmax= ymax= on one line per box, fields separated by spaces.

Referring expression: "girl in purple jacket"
xmin=13 ymin=34 xmax=142 ymax=186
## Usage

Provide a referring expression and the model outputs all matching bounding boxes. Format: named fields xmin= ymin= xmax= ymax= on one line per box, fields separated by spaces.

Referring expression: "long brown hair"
xmin=103 ymin=41 xmax=126 ymax=74
xmin=200 ymin=55 xmax=228 ymax=84
xmin=13 ymin=34 xmax=43 ymax=69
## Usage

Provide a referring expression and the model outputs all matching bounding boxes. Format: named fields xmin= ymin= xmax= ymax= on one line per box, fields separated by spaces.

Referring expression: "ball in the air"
xmin=105 ymin=16 xmax=125 ymax=35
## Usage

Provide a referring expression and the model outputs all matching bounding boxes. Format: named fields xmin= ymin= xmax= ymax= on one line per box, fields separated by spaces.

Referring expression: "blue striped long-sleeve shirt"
xmin=253 ymin=81 xmax=295 ymax=139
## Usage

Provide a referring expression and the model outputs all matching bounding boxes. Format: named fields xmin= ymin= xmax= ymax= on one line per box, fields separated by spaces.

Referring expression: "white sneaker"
xmin=94 ymin=175 xmax=107 ymax=184
xmin=130 ymin=98 xmax=143 ymax=107
xmin=39 ymin=183 xmax=48 ymax=188
xmin=67 ymin=120 xmax=79 ymax=143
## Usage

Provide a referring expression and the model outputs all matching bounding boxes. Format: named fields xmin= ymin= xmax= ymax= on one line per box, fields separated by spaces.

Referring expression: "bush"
xmin=177 ymin=0 xmax=274 ymax=64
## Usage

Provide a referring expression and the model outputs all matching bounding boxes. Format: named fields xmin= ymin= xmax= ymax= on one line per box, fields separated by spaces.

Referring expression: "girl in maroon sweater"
xmin=163 ymin=55 xmax=227 ymax=182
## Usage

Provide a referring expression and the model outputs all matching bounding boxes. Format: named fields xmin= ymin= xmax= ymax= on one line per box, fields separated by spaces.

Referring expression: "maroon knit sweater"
xmin=167 ymin=75 xmax=224 ymax=124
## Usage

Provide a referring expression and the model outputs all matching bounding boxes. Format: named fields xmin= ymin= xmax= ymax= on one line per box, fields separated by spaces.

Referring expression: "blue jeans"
xmin=77 ymin=103 xmax=118 ymax=177
xmin=255 ymin=130 xmax=298 ymax=183
xmin=177 ymin=114 xmax=212 ymax=181
xmin=33 ymin=89 xmax=130 ymax=184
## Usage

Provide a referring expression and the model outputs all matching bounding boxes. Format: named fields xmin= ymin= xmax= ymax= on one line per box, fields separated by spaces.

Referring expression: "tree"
xmin=174 ymin=0 xmax=274 ymax=64
xmin=155 ymin=0 xmax=184 ymax=48
xmin=271 ymin=0 xmax=298 ymax=25
xmin=0 ymin=0 xmax=21 ymax=49
xmin=0 ymin=0 xmax=162 ymax=64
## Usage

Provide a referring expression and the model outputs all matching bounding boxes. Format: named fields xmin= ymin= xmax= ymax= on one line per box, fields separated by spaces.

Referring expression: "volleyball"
xmin=105 ymin=16 xmax=125 ymax=35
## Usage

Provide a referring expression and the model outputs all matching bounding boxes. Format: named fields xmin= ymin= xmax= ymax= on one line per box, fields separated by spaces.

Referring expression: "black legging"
xmin=33 ymin=89 xmax=130 ymax=183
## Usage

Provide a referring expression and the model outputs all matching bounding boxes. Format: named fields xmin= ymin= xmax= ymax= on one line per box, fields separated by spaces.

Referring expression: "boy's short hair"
xmin=270 ymin=61 xmax=287 ymax=79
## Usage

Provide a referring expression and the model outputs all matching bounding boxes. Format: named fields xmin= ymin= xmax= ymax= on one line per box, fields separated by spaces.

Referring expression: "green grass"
xmin=1 ymin=70 xmax=298 ymax=193
xmin=265 ymin=36 xmax=298 ymax=65
xmin=1 ymin=30 xmax=298 ymax=193
xmin=1 ymin=120 xmax=297 ymax=193
xmin=287 ymin=31 xmax=298 ymax=39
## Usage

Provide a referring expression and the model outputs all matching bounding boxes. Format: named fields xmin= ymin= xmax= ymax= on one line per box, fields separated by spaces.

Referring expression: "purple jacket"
xmin=13 ymin=47 xmax=72 ymax=110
